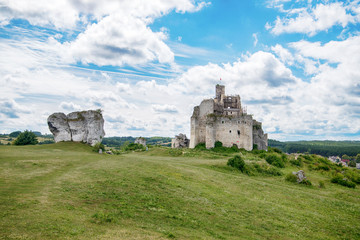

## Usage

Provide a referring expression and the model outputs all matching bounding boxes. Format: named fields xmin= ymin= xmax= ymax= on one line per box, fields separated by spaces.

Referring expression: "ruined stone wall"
xmin=205 ymin=115 xmax=253 ymax=150
xmin=252 ymin=120 xmax=268 ymax=150
xmin=223 ymin=95 xmax=241 ymax=109
xmin=190 ymin=84 xmax=267 ymax=151
xmin=190 ymin=99 xmax=214 ymax=148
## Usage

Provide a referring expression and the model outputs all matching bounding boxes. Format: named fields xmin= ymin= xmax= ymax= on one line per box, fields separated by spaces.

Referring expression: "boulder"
xmin=47 ymin=110 xmax=105 ymax=146
xmin=47 ymin=113 xmax=72 ymax=142
xmin=292 ymin=170 xmax=307 ymax=183
xmin=135 ymin=137 xmax=146 ymax=147
xmin=171 ymin=133 xmax=189 ymax=148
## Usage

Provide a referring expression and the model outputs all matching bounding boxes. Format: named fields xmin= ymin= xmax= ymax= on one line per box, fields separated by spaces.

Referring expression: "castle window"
xmin=237 ymin=130 xmax=240 ymax=135
xmin=237 ymin=121 xmax=240 ymax=124
xmin=222 ymin=121 xmax=224 ymax=124
xmin=229 ymin=130 xmax=232 ymax=133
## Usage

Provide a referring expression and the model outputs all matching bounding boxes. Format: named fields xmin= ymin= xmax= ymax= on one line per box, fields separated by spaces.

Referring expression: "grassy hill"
xmin=0 ymin=143 xmax=359 ymax=239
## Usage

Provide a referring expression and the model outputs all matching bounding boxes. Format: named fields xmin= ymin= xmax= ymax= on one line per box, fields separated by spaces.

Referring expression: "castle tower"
xmin=215 ymin=84 xmax=225 ymax=101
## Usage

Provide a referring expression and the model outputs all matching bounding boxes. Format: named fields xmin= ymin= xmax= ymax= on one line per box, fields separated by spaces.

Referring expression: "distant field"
xmin=0 ymin=143 xmax=359 ymax=239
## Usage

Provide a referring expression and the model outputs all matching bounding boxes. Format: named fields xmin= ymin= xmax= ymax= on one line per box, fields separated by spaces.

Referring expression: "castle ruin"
xmin=190 ymin=84 xmax=268 ymax=151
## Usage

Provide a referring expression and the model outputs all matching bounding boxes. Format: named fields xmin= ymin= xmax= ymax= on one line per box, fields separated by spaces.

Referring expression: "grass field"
xmin=0 ymin=143 xmax=359 ymax=239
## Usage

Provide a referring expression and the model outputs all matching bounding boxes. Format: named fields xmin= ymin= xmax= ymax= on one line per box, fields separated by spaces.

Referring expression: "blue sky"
xmin=0 ymin=0 xmax=360 ymax=141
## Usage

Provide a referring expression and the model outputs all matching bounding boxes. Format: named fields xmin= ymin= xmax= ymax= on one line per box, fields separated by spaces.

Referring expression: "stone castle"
xmin=190 ymin=84 xmax=267 ymax=150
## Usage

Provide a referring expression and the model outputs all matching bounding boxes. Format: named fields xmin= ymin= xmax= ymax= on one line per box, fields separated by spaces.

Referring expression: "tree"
xmin=356 ymin=154 xmax=360 ymax=163
xmin=342 ymin=154 xmax=350 ymax=160
xmin=348 ymin=161 xmax=356 ymax=168
xmin=13 ymin=130 xmax=38 ymax=145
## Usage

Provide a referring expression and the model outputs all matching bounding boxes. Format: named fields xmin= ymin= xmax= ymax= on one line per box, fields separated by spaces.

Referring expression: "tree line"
xmin=268 ymin=139 xmax=360 ymax=157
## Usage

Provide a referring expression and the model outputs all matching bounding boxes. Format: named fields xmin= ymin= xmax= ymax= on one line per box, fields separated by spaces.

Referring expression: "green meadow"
xmin=0 ymin=142 xmax=359 ymax=239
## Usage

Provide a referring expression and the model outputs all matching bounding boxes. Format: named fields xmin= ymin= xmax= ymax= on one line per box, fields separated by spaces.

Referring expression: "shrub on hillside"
xmin=212 ymin=141 xmax=240 ymax=153
xmin=269 ymin=147 xmax=282 ymax=154
xmin=348 ymin=161 xmax=356 ymax=167
xmin=290 ymin=158 xmax=303 ymax=167
xmin=285 ymin=173 xmax=297 ymax=183
xmin=252 ymin=163 xmax=283 ymax=176
xmin=124 ymin=143 xmax=145 ymax=151
xmin=331 ymin=174 xmax=356 ymax=188
xmin=227 ymin=155 xmax=245 ymax=172
xmin=13 ymin=130 xmax=38 ymax=145
xmin=194 ymin=143 xmax=206 ymax=150
xmin=319 ymin=181 xmax=325 ymax=188
xmin=92 ymin=142 xmax=105 ymax=152
xmin=314 ymin=164 xmax=330 ymax=171
xmin=214 ymin=141 xmax=222 ymax=148
xmin=265 ymin=154 xmax=285 ymax=168
xmin=345 ymin=170 xmax=360 ymax=184
xmin=299 ymin=179 xmax=312 ymax=186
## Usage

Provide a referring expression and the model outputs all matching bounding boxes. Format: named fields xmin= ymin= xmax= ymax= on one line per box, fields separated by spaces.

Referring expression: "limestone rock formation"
xmin=171 ymin=133 xmax=189 ymax=148
xmin=135 ymin=137 xmax=146 ymax=147
xmin=292 ymin=170 xmax=307 ymax=183
xmin=47 ymin=113 xmax=72 ymax=142
xmin=47 ymin=110 xmax=105 ymax=146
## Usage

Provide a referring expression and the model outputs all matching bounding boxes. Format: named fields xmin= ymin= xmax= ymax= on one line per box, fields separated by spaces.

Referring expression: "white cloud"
xmin=271 ymin=44 xmax=294 ymax=65
xmin=268 ymin=2 xmax=359 ymax=36
xmin=152 ymin=104 xmax=178 ymax=113
xmin=67 ymin=15 xmax=174 ymax=66
xmin=252 ymin=33 xmax=258 ymax=47
xmin=60 ymin=102 xmax=82 ymax=111
xmin=0 ymin=0 xmax=209 ymax=66
xmin=1 ymin=41 xmax=360 ymax=139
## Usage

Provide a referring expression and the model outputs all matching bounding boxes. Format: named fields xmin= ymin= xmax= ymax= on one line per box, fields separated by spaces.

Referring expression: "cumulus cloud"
xmin=267 ymin=1 xmax=359 ymax=36
xmin=152 ymin=104 xmax=178 ymax=113
xmin=0 ymin=0 xmax=209 ymax=66
xmin=67 ymin=15 xmax=174 ymax=66
xmin=0 ymin=99 xmax=30 ymax=119
xmin=60 ymin=102 xmax=82 ymax=111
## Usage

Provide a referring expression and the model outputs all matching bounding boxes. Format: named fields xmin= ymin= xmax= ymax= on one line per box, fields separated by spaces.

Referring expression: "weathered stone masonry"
xmin=190 ymin=84 xmax=268 ymax=150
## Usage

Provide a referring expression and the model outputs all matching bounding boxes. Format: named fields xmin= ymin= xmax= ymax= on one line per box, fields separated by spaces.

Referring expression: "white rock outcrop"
xmin=171 ymin=133 xmax=189 ymax=148
xmin=134 ymin=137 xmax=146 ymax=147
xmin=47 ymin=110 xmax=105 ymax=146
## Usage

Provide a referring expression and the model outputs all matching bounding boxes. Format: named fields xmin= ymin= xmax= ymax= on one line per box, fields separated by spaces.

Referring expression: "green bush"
xmin=253 ymin=163 xmax=283 ymax=176
xmin=290 ymin=158 xmax=302 ymax=167
xmin=92 ymin=142 xmax=105 ymax=152
xmin=258 ymin=152 xmax=267 ymax=158
xmin=300 ymin=179 xmax=312 ymax=186
xmin=195 ymin=143 xmax=206 ymax=150
xmin=344 ymin=170 xmax=360 ymax=184
xmin=227 ymin=155 xmax=245 ymax=172
xmin=348 ymin=161 xmax=356 ymax=167
xmin=269 ymin=147 xmax=282 ymax=154
xmin=331 ymin=174 xmax=356 ymax=188
xmin=319 ymin=181 xmax=325 ymax=188
xmin=315 ymin=164 xmax=330 ymax=171
xmin=13 ymin=130 xmax=38 ymax=145
xmin=124 ymin=143 xmax=145 ymax=151
xmin=285 ymin=173 xmax=297 ymax=183
xmin=214 ymin=141 xmax=223 ymax=148
xmin=212 ymin=141 xmax=239 ymax=154
xmin=265 ymin=154 xmax=285 ymax=168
